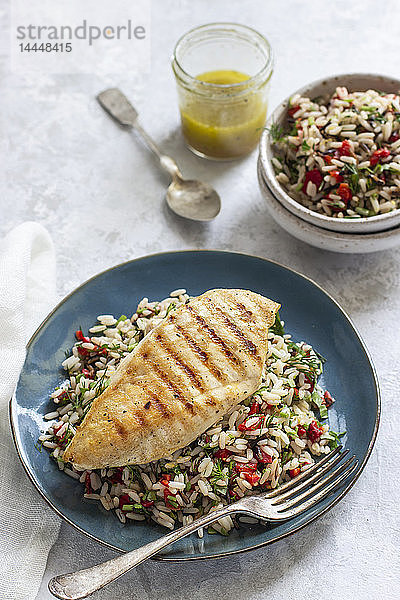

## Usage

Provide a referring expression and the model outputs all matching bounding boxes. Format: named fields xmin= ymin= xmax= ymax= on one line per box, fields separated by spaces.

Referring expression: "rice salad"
xmin=271 ymin=86 xmax=400 ymax=218
xmin=38 ymin=290 xmax=342 ymax=536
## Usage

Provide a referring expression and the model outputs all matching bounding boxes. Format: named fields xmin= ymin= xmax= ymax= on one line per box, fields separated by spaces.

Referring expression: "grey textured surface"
xmin=1 ymin=0 xmax=400 ymax=598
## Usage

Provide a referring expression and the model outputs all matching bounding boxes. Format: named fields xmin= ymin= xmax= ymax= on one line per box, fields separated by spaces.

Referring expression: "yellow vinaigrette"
xmin=179 ymin=70 xmax=268 ymax=160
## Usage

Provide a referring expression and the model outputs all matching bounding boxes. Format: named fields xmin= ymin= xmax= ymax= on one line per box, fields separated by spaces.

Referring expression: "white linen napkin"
xmin=0 ymin=222 xmax=61 ymax=600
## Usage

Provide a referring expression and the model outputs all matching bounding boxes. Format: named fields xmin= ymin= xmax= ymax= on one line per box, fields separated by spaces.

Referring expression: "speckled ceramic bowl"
xmin=258 ymin=158 xmax=400 ymax=253
xmin=259 ymin=73 xmax=400 ymax=234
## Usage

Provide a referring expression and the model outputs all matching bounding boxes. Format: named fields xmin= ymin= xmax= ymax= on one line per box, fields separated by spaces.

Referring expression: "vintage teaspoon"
xmin=97 ymin=88 xmax=221 ymax=221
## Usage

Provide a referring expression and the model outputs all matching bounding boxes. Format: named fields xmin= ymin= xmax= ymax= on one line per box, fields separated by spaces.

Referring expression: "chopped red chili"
xmin=337 ymin=183 xmax=352 ymax=203
xmin=214 ymin=449 xmax=233 ymax=461
xmin=160 ymin=473 xmax=172 ymax=487
xmin=330 ymin=169 xmax=344 ymax=183
xmin=243 ymin=472 xmax=260 ymax=486
xmin=297 ymin=425 xmax=307 ymax=437
xmin=288 ymin=105 xmax=300 ymax=117
xmin=324 ymin=390 xmax=334 ymax=407
xmin=307 ymin=420 xmax=324 ymax=443
xmin=163 ymin=489 xmax=178 ymax=510
xmin=303 ymin=374 xmax=315 ymax=392
xmin=302 ymin=169 xmax=323 ymax=194
xmin=256 ymin=447 xmax=273 ymax=464
xmin=338 ymin=139 xmax=352 ymax=157
xmin=238 ymin=416 xmax=263 ymax=432
xmin=75 ymin=330 xmax=91 ymax=343
xmin=141 ymin=499 xmax=154 ymax=508
xmin=289 ymin=468 xmax=301 ymax=478
xmin=370 ymin=147 xmax=391 ymax=166
xmin=249 ymin=401 xmax=261 ymax=415
xmin=81 ymin=368 xmax=93 ymax=379
xmin=109 ymin=467 xmax=124 ymax=483
xmin=84 ymin=472 xmax=92 ymax=494
xmin=119 ymin=494 xmax=132 ymax=510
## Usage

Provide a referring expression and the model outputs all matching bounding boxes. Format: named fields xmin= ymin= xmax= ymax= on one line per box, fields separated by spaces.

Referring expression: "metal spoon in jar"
xmin=97 ymin=88 xmax=221 ymax=221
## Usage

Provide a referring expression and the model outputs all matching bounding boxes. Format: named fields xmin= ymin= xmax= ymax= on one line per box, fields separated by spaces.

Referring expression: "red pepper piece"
xmin=302 ymin=169 xmax=323 ymax=194
xmin=243 ymin=472 xmax=260 ymax=486
xmin=256 ymin=447 xmax=273 ymax=464
xmin=307 ymin=420 xmax=324 ymax=443
xmin=323 ymin=154 xmax=333 ymax=164
xmin=229 ymin=489 xmax=240 ymax=501
xmin=81 ymin=368 xmax=93 ymax=379
xmin=77 ymin=346 xmax=89 ymax=357
xmin=109 ymin=467 xmax=124 ymax=483
xmin=288 ymin=105 xmax=300 ymax=117
xmin=214 ymin=449 xmax=233 ymax=461
xmin=119 ymin=494 xmax=132 ymax=510
xmin=370 ymin=147 xmax=391 ymax=166
xmin=297 ymin=425 xmax=307 ymax=437
xmin=337 ymin=183 xmax=352 ymax=204
xmin=141 ymin=499 xmax=154 ymax=508
xmin=338 ymin=140 xmax=352 ymax=157
xmin=238 ymin=416 xmax=263 ymax=432
xmin=389 ymin=133 xmax=400 ymax=143
xmin=53 ymin=422 xmax=64 ymax=435
xmin=324 ymin=390 xmax=334 ymax=407
xmin=303 ymin=374 xmax=315 ymax=392
xmin=85 ymin=472 xmax=92 ymax=494
xmin=75 ymin=330 xmax=91 ymax=343
xmin=249 ymin=401 xmax=261 ymax=415
xmin=289 ymin=468 xmax=301 ymax=478
xmin=330 ymin=169 xmax=344 ymax=183
xmin=163 ymin=488 xmax=178 ymax=510
xmin=160 ymin=473 xmax=172 ymax=487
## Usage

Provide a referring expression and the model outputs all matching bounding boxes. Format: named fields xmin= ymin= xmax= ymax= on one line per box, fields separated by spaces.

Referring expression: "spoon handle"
xmin=97 ymin=88 xmax=182 ymax=179
xmin=48 ymin=504 xmax=238 ymax=599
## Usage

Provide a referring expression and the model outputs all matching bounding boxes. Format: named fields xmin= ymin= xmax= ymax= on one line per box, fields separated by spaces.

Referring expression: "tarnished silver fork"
xmin=49 ymin=446 xmax=357 ymax=600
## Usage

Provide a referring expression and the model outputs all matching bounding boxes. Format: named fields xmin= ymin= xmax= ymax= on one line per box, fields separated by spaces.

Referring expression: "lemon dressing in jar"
xmin=172 ymin=24 xmax=273 ymax=160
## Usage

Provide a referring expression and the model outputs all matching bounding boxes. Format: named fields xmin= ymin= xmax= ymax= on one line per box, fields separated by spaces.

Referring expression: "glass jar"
xmin=172 ymin=23 xmax=273 ymax=160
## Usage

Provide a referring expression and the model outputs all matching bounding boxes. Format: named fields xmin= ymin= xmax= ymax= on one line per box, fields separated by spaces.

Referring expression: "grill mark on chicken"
xmin=205 ymin=298 xmax=259 ymax=359
xmin=112 ymin=416 xmax=131 ymax=438
xmin=145 ymin=389 xmax=171 ymax=417
xmin=229 ymin=297 xmax=255 ymax=321
xmin=155 ymin=333 xmax=206 ymax=392
xmin=173 ymin=322 xmax=228 ymax=383
xmin=186 ymin=305 xmax=244 ymax=371
xmin=149 ymin=360 xmax=195 ymax=414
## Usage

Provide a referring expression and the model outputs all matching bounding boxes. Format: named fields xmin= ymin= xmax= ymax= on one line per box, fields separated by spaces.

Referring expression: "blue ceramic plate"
xmin=10 ymin=251 xmax=380 ymax=560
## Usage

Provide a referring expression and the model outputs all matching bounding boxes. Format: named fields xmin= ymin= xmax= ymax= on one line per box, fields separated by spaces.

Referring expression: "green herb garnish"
xmin=270 ymin=311 xmax=285 ymax=336
xmin=269 ymin=122 xmax=285 ymax=143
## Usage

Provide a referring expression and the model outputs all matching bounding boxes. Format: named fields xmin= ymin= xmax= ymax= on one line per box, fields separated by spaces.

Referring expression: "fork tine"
xmin=275 ymin=460 xmax=359 ymax=520
xmin=276 ymin=457 xmax=358 ymax=515
xmin=265 ymin=445 xmax=344 ymax=498
xmin=272 ymin=449 xmax=349 ymax=504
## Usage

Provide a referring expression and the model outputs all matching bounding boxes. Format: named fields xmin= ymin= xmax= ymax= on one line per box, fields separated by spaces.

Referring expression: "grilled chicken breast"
xmin=64 ymin=289 xmax=280 ymax=469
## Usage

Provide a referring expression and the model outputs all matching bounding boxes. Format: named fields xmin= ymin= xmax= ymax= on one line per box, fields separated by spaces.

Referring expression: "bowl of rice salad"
xmin=259 ymin=73 xmax=400 ymax=233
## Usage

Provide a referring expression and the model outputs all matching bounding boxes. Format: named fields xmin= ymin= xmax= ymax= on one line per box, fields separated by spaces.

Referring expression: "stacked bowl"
xmin=258 ymin=73 xmax=400 ymax=253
